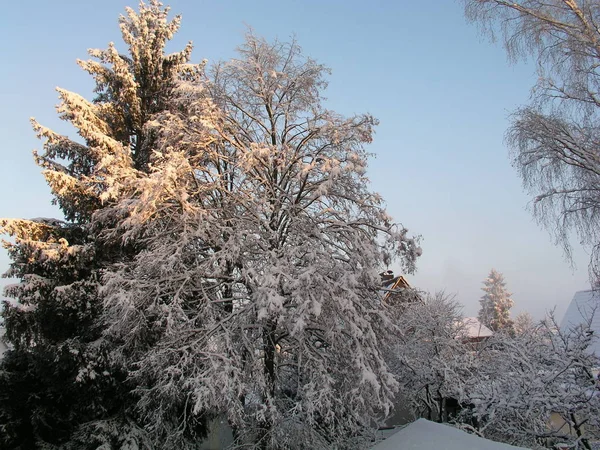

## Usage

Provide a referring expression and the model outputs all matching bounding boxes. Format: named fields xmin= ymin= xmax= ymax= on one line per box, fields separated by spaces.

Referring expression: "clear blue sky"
xmin=0 ymin=0 xmax=590 ymax=319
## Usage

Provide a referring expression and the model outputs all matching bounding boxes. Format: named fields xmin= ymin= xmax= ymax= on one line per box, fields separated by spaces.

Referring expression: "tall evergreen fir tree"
xmin=478 ymin=269 xmax=514 ymax=333
xmin=0 ymin=1 xmax=207 ymax=447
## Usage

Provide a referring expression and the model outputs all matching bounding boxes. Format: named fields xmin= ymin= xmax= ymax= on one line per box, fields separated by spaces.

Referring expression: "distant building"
xmin=379 ymin=271 xmax=419 ymax=305
xmin=560 ymin=289 xmax=600 ymax=356
xmin=461 ymin=317 xmax=493 ymax=345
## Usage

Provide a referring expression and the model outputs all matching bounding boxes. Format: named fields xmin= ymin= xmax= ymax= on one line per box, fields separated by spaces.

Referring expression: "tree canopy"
xmin=464 ymin=0 xmax=600 ymax=286
xmin=0 ymin=1 xmax=421 ymax=449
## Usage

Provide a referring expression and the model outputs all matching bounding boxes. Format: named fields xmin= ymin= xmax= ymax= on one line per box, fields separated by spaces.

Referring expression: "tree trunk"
xmin=258 ymin=318 xmax=278 ymax=449
xmin=570 ymin=413 xmax=591 ymax=450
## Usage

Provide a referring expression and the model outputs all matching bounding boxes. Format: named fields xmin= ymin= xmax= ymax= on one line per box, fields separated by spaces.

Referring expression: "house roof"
xmin=462 ymin=317 xmax=493 ymax=339
xmin=371 ymin=418 xmax=526 ymax=450
xmin=560 ymin=290 xmax=600 ymax=355
xmin=381 ymin=275 xmax=410 ymax=290
xmin=380 ymin=273 xmax=414 ymax=304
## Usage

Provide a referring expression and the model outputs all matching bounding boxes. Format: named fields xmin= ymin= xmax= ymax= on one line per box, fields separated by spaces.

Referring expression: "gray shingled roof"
xmin=560 ymin=290 xmax=600 ymax=356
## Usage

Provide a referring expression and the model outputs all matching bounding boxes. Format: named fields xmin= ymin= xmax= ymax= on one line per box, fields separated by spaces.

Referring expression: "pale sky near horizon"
xmin=0 ymin=0 xmax=591 ymax=320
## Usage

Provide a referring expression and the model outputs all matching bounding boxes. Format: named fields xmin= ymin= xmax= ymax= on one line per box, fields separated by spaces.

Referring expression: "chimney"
xmin=379 ymin=270 xmax=395 ymax=286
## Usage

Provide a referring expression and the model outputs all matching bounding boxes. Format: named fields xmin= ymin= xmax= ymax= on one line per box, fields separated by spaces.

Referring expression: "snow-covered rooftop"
xmin=560 ymin=290 xmax=600 ymax=355
xmin=462 ymin=317 xmax=493 ymax=339
xmin=371 ymin=418 xmax=526 ymax=450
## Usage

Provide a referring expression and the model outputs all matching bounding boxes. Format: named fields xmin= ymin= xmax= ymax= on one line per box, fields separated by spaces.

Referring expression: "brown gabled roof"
xmin=387 ymin=275 xmax=410 ymax=290
xmin=380 ymin=273 xmax=413 ymax=304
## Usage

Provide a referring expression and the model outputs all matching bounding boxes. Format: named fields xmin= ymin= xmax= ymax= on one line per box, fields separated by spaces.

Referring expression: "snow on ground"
xmin=371 ymin=419 xmax=526 ymax=450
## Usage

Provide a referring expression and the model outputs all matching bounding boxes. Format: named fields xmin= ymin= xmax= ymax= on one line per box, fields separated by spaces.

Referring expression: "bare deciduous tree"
xmin=513 ymin=311 xmax=535 ymax=335
xmin=464 ymin=0 xmax=600 ymax=284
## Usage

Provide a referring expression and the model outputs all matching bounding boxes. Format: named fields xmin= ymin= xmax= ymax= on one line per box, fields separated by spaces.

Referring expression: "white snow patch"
xmin=462 ymin=317 xmax=493 ymax=339
xmin=371 ymin=418 xmax=527 ymax=450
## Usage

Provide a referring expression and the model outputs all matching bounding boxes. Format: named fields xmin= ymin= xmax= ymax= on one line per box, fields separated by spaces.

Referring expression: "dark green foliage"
xmin=0 ymin=1 xmax=205 ymax=448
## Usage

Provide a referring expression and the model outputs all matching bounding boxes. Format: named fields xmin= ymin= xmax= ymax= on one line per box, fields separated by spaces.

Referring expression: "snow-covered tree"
xmin=0 ymin=1 xmax=205 ymax=447
xmin=387 ymin=291 xmax=600 ymax=449
xmin=463 ymin=0 xmax=600 ymax=286
xmin=513 ymin=311 xmax=535 ymax=335
xmin=465 ymin=315 xmax=600 ymax=449
xmin=100 ymin=33 xmax=422 ymax=449
xmin=478 ymin=269 xmax=514 ymax=332
xmin=386 ymin=292 xmax=476 ymax=423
